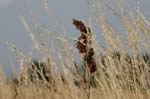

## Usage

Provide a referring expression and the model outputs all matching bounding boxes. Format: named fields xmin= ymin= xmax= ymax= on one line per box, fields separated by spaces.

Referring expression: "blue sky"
xmin=0 ymin=0 xmax=92 ymax=76
xmin=0 ymin=0 xmax=150 ymax=77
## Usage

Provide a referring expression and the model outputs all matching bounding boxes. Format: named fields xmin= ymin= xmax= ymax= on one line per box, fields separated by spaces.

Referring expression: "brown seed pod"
xmin=73 ymin=19 xmax=97 ymax=74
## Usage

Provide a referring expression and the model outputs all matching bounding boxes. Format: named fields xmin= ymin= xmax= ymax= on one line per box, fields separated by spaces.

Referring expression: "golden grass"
xmin=1 ymin=0 xmax=150 ymax=99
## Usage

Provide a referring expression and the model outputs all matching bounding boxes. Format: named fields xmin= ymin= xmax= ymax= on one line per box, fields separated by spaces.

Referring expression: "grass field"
xmin=1 ymin=0 xmax=150 ymax=99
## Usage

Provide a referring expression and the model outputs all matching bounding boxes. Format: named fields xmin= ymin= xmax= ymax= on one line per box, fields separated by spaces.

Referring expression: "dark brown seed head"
xmin=73 ymin=19 xmax=97 ymax=74
xmin=73 ymin=19 xmax=88 ymax=33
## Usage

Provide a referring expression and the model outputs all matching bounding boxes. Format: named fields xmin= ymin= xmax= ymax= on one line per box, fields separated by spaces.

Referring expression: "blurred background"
xmin=0 ymin=0 xmax=150 ymax=78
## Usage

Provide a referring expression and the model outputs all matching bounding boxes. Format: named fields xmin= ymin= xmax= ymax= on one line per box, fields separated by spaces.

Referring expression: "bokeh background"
xmin=0 ymin=0 xmax=150 ymax=77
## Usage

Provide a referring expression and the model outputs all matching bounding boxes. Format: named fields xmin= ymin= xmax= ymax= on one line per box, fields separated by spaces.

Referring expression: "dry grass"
xmin=1 ymin=0 xmax=150 ymax=99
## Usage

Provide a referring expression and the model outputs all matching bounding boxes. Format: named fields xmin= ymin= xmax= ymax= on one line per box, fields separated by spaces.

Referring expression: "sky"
xmin=0 ymin=0 xmax=15 ymax=6
xmin=0 ymin=0 xmax=150 ymax=77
